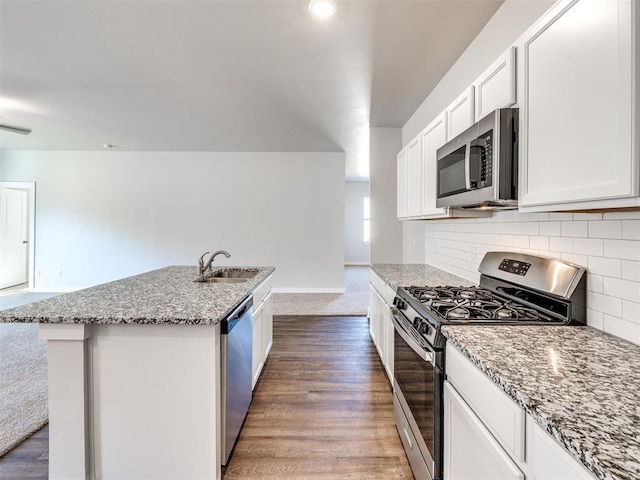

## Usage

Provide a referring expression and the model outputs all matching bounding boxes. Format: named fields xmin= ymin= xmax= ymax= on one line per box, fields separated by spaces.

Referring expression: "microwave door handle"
xmin=464 ymin=142 xmax=471 ymax=190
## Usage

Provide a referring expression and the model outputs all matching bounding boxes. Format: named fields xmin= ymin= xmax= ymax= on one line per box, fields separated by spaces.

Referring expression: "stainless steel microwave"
xmin=436 ymin=108 xmax=518 ymax=209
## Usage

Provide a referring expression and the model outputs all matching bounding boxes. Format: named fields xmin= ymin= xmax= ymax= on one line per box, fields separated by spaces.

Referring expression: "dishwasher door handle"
xmin=223 ymin=295 xmax=253 ymax=334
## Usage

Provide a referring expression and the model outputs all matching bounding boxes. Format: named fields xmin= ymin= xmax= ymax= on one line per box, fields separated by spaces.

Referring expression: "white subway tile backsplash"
xmin=587 ymin=309 xmax=604 ymax=329
xmin=603 ymin=315 xmax=640 ymax=346
xmin=530 ymin=236 xmax=550 ymax=251
xmin=549 ymin=236 xmax=573 ymax=253
xmin=588 ymin=220 xmax=622 ymax=239
xmin=549 ymin=213 xmax=573 ymax=221
xmin=561 ymin=253 xmax=588 ymax=268
xmin=540 ymin=222 xmax=562 ymax=236
xmin=622 ymin=300 xmax=640 ymax=323
xmin=561 ymin=221 xmax=588 ymax=237
xmin=587 ymin=274 xmax=604 ymax=294
xmin=588 ymin=256 xmax=622 ymax=278
xmin=622 ymin=220 xmax=640 ymax=240
xmin=622 ymin=261 xmax=640 ymax=282
xmin=421 ymin=211 xmax=640 ymax=345
xmin=603 ymin=211 xmax=640 ymax=220
xmin=604 ymin=239 xmax=640 ymax=261
xmin=573 ymin=238 xmax=603 ymax=256
xmin=603 ymin=277 xmax=640 ymax=303
xmin=573 ymin=213 xmax=603 ymax=220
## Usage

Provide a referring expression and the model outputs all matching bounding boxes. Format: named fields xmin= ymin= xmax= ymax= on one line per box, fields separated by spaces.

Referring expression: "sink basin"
xmin=211 ymin=269 xmax=259 ymax=279
xmin=195 ymin=268 xmax=260 ymax=284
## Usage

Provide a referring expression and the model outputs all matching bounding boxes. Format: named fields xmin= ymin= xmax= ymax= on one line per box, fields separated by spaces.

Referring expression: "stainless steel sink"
xmin=195 ymin=268 xmax=260 ymax=284
xmin=211 ymin=269 xmax=259 ymax=279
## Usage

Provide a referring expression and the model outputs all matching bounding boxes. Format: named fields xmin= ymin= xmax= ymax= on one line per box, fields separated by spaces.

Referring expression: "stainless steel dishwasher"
xmin=221 ymin=294 xmax=253 ymax=465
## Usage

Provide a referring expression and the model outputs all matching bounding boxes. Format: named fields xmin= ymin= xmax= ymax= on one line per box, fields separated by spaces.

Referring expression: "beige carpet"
xmin=0 ymin=290 xmax=61 ymax=457
xmin=273 ymin=266 xmax=369 ymax=316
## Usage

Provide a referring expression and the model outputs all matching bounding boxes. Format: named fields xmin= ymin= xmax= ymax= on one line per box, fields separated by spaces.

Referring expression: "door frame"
xmin=0 ymin=181 xmax=36 ymax=290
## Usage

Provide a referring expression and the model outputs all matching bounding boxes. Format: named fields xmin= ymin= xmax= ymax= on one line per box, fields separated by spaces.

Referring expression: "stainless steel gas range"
xmin=390 ymin=252 xmax=586 ymax=480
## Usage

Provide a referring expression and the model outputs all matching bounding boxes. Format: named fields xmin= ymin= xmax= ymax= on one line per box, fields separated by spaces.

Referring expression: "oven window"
xmin=394 ymin=330 xmax=435 ymax=457
xmin=438 ymin=145 xmax=467 ymax=197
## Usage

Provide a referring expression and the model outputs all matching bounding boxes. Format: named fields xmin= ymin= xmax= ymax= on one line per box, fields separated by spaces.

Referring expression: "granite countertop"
xmin=443 ymin=325 xmax=640 ymax=480
xmin=0 ymin=266 xmax=275 ymax=326
xmin=370 ymin=263 xmax=473 ymax=290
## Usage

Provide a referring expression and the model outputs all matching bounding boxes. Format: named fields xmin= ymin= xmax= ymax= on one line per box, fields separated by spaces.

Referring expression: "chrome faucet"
xmin=198 ymin=250 xmax=231 ymax=280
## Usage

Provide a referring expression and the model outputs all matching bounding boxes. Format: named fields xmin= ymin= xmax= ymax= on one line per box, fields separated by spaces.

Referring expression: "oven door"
xmin=391 ymin=308 xmax=443 ymax=480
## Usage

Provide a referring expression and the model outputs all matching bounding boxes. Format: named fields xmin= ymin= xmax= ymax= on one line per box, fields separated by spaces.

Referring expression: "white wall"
xmin=344 ymin=181 xmax=370 ymax=265
xmin=0 ymin=151 xmax=345 ymax=292
xmin=369 ymin=127 xmax=403 ymax=264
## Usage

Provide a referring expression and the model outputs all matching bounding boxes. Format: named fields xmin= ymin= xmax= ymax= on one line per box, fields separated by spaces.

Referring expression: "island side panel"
xmin=39 ymin=324 xmax=93 ymax=480
xmin=91 ymin=323 xmax=221 ymax=480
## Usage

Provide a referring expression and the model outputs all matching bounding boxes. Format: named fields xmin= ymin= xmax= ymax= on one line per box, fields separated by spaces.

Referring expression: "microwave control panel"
xmin=470 ymin=130 xmax=493 ymax=189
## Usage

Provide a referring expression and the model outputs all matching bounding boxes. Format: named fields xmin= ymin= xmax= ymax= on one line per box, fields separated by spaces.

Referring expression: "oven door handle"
xmin=390 ymin=307 xmax=435 ymax=365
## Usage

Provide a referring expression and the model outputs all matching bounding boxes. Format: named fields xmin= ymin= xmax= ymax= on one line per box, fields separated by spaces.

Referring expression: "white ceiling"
xmin=0 ymin=0 xmax=502 ymax=180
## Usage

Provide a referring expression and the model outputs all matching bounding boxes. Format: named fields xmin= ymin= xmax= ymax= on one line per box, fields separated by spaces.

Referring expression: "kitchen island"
xmin=0 ymin=265 xmax=275 ymax=480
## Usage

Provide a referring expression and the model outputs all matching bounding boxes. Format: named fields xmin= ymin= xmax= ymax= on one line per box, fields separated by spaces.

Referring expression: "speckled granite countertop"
xmin=443 ymin=325 xmax=640 ymax=480
xmin=370 ymin=264 xmax=473 ymax=290
xmin=0 ymin=266 xmax=275 ymax=325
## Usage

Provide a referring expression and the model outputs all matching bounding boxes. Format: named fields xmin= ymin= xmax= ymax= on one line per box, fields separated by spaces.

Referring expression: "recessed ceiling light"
xmin=309 ymin=0 xmax=337 ymax=17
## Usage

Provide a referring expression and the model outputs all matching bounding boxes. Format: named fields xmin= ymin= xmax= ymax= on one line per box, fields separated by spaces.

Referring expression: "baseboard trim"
xmin=31 ymin=287 xmax=84 ymax=293
xmin=345 ymin=262 xmax=370 ymax=266
xmin=272 ymin=287 xmax=346 ymax=294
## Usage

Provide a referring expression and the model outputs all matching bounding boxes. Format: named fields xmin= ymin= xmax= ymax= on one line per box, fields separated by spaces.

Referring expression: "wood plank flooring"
xmin=0 ymin=424 xmax=48 ymax=480
xmin=223 ymin=315 xmax=412 ymax=479
xmin=0 ymin=315 xmax=412 ymax=480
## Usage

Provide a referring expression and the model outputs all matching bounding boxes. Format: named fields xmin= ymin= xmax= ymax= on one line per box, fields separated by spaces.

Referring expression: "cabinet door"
xmin=407 ymin=135 xmax=422 ymax=217
xmin=261 ymin=293 xmax=273 ymax=361
xmin=444 ymin=381 xmax=524 ymax=480
xmin=518 ymin=0 xmax=637 ymax=210
xmin=420 ymin=112 xmax=448 ymax=216
xmin=473 ymin=46 xmax=516 ymax=121
xmin=369 ymin=284 xmax=379 ymax=345
xmin=446 ymin=86 xmax=475 ymax=139
xmin=251 ymin=302 xmax=263 ymax=390
xmin=397 ymin=148 xmax=408 ymax=218
xmin=383 ymin=304 xmax=394 ymax=384
xmin=527 ymin=416 xmax=595 ymax=480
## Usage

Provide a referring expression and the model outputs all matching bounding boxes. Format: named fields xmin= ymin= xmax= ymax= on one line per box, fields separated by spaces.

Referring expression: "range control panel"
xmin=499 ymin=259 xmax=531 ymax=276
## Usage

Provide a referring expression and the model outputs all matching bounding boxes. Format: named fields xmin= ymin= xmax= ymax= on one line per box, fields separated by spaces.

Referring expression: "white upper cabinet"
xmin=420 ymin=112 xmax=448 ymax=216
xmin=397 ymin=147 xmax=408 ymax=219
xmin=518 ymin=0 xmax=639 ymax=211
xmin=407 ymin=134 xmax=422 ymax=217
xmin=446 ymin=86 xmax=475 ymax=140
xmin=473 ymin=46 xmax=516 ymax=121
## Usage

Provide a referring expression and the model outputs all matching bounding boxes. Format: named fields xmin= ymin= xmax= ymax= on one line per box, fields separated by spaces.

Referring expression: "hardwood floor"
xmin=0 ymin=316 xmax=412 ymax=480
xmin=224 ymin=316 xmax=412 ymax=479
xmin=0 ymin=424 xmax=48 ymax=480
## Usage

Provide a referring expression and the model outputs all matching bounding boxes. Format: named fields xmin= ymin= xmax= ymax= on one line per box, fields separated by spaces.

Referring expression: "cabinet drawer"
xmin=370 ymin=270 xmax=386 ymax=297
xmin=253 ymin=274 xmax=273 ymax=306
xmin=446 ymin=343 xmax=525 ymax=462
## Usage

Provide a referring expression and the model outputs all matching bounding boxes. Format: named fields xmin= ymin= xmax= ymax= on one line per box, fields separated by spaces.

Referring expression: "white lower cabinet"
xmin=251 ymin=276 xmax=273 ymax=391
xmin=444 ymin=343 xmax=596 ymax=480
xmin=526 ymin=416 xmax=595 ymax=480
xmin=444 ymin=381 xmax=525 ymax=480
xmin=369 ymin=270 xmax=394 ymax=384
xmin=251 ymin=300 xmax=264 ymax=390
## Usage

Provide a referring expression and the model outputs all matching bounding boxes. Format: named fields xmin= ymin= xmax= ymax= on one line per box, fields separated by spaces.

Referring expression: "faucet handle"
xmin=199 ymin=251 xmax=210 ymax=265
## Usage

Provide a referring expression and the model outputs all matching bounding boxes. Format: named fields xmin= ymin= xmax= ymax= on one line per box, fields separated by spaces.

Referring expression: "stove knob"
xmin=395 ymin=299 xmax=407 ymax=310
xmin=419 ymin=322 xmax=430 ymax=336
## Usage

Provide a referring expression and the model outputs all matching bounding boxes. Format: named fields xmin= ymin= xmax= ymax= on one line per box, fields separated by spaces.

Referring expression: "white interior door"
xmin=0 ymin=188 xmax=29 ymax=289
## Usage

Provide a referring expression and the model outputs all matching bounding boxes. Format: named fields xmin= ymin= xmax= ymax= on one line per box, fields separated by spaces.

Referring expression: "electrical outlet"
xmin=58 ymin=270 xmax=63 ymax=277
xmin=37 ymin=270 xmax=41 ymax=277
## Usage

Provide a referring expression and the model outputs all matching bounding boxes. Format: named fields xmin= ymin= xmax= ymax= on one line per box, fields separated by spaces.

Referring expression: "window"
xmin=363 ymin=196 xmax=370 ymax=244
